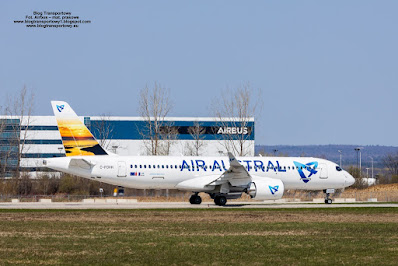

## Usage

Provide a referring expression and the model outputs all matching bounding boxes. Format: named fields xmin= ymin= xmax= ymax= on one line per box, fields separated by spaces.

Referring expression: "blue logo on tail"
xmin=56 ymin=105 xmax=64 ymax=112
xmin=293 ymin=161 xmax=318 ymax=183
xmin=269 ymin=185 xmax=279 ymax=195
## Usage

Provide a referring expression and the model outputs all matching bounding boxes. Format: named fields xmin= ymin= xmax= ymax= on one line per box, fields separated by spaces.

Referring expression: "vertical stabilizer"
xmin=51 ymin=101 xmax=108 ymax=156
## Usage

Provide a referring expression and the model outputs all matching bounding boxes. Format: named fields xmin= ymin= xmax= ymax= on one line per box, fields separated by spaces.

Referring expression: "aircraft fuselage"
xmin=45 ymin=155 xmax=354 ymax=191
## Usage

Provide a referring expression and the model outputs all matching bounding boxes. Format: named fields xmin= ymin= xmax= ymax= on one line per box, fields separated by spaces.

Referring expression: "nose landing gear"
xmin=325 ymin=196 xmax=333 ymax=204
xmin=324 ymin=189 xmax=335 ymax=204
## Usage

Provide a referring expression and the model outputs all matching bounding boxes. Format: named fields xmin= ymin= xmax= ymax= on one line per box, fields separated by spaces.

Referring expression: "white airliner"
xmin=44 ymin=101 xmax=355 ymax=205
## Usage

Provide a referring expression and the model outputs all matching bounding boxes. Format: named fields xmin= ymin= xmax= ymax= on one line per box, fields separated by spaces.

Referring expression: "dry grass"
xmin=346 ymin=183 xmax=398 ymax=192
xmin=0 ymin=208 xmax=396 ymax=265
xmin=0 ymin=209 xmax=397 ymax=223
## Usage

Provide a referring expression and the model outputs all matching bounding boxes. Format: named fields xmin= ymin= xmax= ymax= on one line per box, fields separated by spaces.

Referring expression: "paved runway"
xmin=0 ymin=202 xmax=397 ymax=209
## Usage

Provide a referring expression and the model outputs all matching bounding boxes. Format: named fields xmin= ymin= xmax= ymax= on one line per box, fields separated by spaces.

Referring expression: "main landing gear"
xmin=189 ymin=193 xmax=202 ymax=205
xmin=189 ymin=193 xmax=228 ymax=206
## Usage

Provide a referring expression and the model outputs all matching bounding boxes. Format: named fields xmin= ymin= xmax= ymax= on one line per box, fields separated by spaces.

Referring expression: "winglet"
xmin=228 ymin=152 xmax=241 ymax=167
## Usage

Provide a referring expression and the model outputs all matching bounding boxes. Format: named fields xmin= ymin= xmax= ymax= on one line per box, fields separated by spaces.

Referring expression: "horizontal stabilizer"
xmin=69 ymin=158 xmax=96 ymax=170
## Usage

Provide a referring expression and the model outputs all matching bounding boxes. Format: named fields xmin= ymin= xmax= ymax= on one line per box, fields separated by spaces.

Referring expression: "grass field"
xmin=0 ymin=208 xmax=397 ymax=265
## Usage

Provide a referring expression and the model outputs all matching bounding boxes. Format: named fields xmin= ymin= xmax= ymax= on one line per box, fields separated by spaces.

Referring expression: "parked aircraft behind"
xmin=44 ymin=101 xmax=355 ymax=205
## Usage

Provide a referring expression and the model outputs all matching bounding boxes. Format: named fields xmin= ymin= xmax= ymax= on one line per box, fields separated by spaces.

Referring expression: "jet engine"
xmin=247 ymin=177 xmax=284 ymax=200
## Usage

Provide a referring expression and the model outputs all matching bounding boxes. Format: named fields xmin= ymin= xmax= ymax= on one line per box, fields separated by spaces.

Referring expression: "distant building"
xmin=0 ymin=116 xmax=255 ymax=177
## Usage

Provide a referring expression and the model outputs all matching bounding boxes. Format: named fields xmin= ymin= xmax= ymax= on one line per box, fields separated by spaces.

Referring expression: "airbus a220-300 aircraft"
xmin=44 ymin=101 xmax=355 ymax=205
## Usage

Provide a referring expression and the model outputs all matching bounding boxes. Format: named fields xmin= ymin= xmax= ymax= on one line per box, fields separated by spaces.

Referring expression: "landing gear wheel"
xmin=218 ymin=196 xmax=227 ymax=206
xmin=189 ymin=194 xmax=202 ymax=205
xmin=194 ymin=196 xmax=202 ymax=204
xmin=325 ymin=199 xmax=332 ymax=204
xmin=214 ymin=196 xmax=227 ymax=206
xmin=214 ymin=196 xmax=220 ymax=205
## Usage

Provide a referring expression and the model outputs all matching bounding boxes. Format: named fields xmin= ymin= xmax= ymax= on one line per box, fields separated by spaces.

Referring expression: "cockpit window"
xmin=336 ymin=166 xmax=342 ymax=171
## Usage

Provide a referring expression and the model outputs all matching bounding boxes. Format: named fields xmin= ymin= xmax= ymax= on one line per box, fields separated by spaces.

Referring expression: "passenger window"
xmin=130 ymin=165 xmax=133 ymax=168
xmin=135 ymin=165 xmax=137 ymax=168
xmin=157 ymin=165 xmax=160 ymax=168
xmin=166 ymin=165 xmax=168 ymax=168
xmin=162 ymin=165 xmax=164 ymax=169
xmin=149 ymin=165 xmax=151 ymax=168
xmin=144 ymin=165 xmax=146 ymax=168
xmin=170 ymin=165 xmax=173 ymax=169
xmin=140 ymin=165 xmax=142 ymax=168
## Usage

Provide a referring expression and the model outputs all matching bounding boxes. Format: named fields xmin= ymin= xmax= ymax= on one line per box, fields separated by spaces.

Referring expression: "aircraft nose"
xmin=344 ymin=172 xmax=355 ymax=187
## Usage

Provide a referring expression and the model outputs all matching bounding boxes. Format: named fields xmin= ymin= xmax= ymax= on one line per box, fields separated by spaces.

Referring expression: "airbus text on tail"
xmin=51 ymin=101 xmax=108 ymax=156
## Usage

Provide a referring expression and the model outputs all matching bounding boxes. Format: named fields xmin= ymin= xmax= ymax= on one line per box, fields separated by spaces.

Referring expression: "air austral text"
xmin=13 ymin=11 xmax=91 ymax=29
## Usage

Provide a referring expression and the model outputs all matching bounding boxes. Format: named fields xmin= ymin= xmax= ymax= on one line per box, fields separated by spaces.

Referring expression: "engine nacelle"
xmin=247 ymin=177 xmax=284 ymax=200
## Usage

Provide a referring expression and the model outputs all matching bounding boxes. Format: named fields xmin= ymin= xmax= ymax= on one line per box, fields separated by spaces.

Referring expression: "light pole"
xmin=366 ymin=168 xmax=369 ymax=179
xmin=354 ymin=147 xmax=363 ymax=177
xmin=338 ymin=150 xmax=342 ymax=167
xmin=369 ymin=156 xmax=374 ymax=179
xmin=273 ymin=149 xmax=278 ymax=156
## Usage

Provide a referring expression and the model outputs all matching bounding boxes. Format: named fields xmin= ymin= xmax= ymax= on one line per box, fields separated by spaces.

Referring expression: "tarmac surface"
xmin=0 ymin=202 xmax=397 ymax=209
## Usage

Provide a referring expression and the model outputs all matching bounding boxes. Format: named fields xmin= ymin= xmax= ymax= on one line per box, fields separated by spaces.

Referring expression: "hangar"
xmin=0 ymin=115 xmax=255 ymax=177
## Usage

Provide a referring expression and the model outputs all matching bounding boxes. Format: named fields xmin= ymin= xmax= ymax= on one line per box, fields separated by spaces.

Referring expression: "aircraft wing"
xmin=207 ymin=152 xmax=252 ymax=187
xmin=226 ymin=152 xmax=250 ymax=177
xmin=175 ymin=152 xmax=252 ymax=191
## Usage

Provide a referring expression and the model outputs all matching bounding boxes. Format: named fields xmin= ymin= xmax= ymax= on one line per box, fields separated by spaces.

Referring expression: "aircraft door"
xmin=319 ymin=164 xmax=328 ymax=179
xmin=117 ymin=161 xmax=127 ymax=177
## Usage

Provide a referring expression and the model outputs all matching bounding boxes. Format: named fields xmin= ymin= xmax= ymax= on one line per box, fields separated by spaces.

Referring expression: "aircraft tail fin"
xmin=51 ymin=101 xmax=108 ymax=156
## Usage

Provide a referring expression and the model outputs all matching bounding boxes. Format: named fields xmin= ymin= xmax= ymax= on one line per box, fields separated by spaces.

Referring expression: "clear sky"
xmin=1 ymin=1 xmax=397 ymax=146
